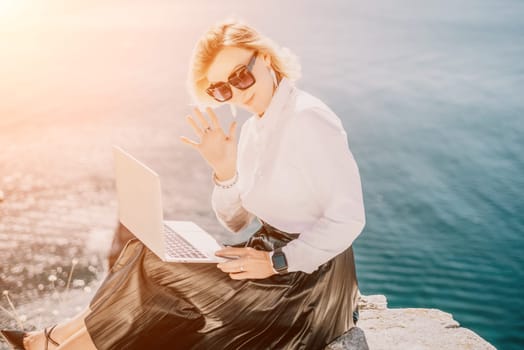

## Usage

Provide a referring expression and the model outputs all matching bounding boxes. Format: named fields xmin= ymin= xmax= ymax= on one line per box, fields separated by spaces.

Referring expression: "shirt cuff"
xmin=211 ymin=170 xmax=242 ymax=213
xmin=213 ymin=171 xmax=238 ymax=187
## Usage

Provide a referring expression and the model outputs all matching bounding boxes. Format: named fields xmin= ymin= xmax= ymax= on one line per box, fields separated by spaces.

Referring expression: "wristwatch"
xmin=271 ymin=247 xmax=288 ymax=274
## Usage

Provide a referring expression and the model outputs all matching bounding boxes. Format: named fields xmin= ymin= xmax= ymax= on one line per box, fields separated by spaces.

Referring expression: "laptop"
xmin=113 ymin=145 xmax=235 ymax=263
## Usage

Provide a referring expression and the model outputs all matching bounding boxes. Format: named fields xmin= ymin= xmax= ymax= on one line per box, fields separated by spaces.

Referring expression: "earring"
xmin=269 ymin=65 xmax=278 ymax=88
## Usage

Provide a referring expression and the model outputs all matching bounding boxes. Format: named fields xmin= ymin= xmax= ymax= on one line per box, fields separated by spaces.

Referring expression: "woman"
xmin=1 ymin=18 xmax=366 ymax=350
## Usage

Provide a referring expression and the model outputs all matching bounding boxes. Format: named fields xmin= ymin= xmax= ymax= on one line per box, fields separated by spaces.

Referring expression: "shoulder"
xmin=287 ymin=88 xmax=347 ymax=140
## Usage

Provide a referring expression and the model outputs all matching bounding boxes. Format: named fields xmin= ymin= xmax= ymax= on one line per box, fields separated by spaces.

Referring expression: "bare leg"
xmin=24 ymin=306 xmax=92 ymax=350
xmin=55 ymin=327 xmax=97 ymax=350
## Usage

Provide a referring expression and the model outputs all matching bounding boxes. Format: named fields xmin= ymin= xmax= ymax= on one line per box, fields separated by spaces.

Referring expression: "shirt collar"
xmin=253 ymin=76 xmax=295 ymax=132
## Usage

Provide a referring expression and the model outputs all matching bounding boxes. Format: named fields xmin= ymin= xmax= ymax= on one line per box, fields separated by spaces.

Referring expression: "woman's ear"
xmin=262 ymin=53 xmax=272 ymax=68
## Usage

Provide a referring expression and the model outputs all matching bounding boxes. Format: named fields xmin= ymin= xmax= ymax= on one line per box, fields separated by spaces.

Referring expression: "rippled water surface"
xmin=1 ymin=1 xmax=523 ymax=349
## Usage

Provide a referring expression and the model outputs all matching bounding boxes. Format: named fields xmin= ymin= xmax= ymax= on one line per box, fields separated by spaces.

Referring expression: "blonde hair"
xmin=186 ymin=17 xmax=302 ymax=108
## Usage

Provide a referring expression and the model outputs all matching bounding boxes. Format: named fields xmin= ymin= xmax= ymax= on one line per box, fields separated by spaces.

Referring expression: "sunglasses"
xmin=206 ymin=50 xmax=258 ymax=102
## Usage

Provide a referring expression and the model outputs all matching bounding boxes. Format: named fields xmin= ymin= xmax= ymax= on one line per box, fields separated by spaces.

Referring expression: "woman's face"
xmin=206 ymin=46 xmax=275 ymax=116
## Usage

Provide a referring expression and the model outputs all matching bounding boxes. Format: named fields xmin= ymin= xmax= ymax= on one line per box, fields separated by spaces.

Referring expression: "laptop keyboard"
xmin=164 ymin=224 xmax=208 ymax=259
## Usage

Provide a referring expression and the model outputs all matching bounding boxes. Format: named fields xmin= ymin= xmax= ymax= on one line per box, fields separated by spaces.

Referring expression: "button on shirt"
xmin=211 ymin=77 xmax=366 ymax=274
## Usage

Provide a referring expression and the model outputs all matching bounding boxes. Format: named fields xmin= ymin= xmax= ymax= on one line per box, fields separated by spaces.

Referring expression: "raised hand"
xmin=179 ymin=106 xmax=238 ymax=180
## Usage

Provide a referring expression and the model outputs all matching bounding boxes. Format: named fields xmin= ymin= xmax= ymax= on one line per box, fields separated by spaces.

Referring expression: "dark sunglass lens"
xmin=230 ymin=67 xmax=255 ymax=89
xmin=212 ymin=83 xmax=232 ymax=102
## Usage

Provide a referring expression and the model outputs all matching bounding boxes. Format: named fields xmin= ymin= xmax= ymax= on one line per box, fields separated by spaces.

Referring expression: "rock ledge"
xmin=351 ymin=294 xmax=496 ymax=350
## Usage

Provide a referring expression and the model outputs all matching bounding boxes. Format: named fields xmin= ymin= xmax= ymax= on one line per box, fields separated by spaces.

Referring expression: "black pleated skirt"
xmin=84 ymin=219 xmax=361 ymax=350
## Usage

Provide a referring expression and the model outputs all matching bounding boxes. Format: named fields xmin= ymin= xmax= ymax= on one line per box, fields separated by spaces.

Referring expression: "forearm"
xmin=214 ymin=204 xmax=255 ymax=233
xmin=281 ymin=217 xmax=365 ymax=274
xmin=211 ymin=171 xmax=255 ymax=233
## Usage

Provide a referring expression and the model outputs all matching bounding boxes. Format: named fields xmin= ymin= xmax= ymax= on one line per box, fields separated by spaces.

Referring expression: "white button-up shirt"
xmin=211 ymin=77 xmax=366 ymax=274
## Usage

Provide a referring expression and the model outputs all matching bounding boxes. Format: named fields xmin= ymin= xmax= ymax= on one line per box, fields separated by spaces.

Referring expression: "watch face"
xmin=272 ymin=252 xmax=288 ymax=270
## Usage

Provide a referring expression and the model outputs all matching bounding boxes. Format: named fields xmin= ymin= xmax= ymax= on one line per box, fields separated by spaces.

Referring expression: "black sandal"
xmin=1 ymin=325 xmax=60 ymax=350
xmin=44 ymin=325 xmax=60 ymax=350
xmin=0 ymin=329 xmax=28 ymax=349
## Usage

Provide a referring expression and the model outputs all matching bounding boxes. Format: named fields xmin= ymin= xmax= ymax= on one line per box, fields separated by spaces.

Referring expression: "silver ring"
xmin=240 ymin=265 xmax=244 ymax=272
xmin=204 ymin=127 xmax=212 ymax=133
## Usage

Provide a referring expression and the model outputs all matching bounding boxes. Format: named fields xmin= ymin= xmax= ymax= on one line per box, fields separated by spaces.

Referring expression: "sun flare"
xmin=0 ymin=0 xmax=29 ymax=25
xmin=0 ymin=0 xmax=20 ymax=14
